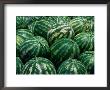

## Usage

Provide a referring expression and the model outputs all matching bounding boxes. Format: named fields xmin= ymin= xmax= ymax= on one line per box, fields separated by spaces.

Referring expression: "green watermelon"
xmin=47 ymin=24 xmax=75 ymax=45
xmin=57 ymin=58 xmax=87 ymax=74
xmin=69 ymin=16 xmax=94 ymax=35
xmin=46 ymin=16 xmax=71 ymax=28
xmin=20 ymin=36 xmax=49 ymax=64
xmin=16 ymin=16 xmax=35 ymax=29
xmin=22 ymin=57 xmax=56 ymax=74
xmin=50 ymin=38 xmax=80 ymax=68
xmin=78 ymin=51 xmax=94 ymax=74
xmin=16 ymin=29 xmax=33 ymax=56
xmin=16 ymin=29 xmax=33 ymax=38
xmin=74 ymin=32 xmax=94 ymax=52
xmin=16 ymin=57 xmax=23 ymax=74
xmin=28 ymin=20 xmax=51 ymax=39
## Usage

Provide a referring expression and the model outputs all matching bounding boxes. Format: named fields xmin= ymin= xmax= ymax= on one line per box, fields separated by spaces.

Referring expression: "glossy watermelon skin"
xmin=29 ymin=20 xmax=51 ymax=39
xmin=50 ymin=38 xmax=80 ymax=69
xmin=78 ymin=51 xmax=94 ymax=74
xmin=16 ymin=16 xmax=35 ymax=29
xmin=47 ymin=24 xmax=75 ymax=45
xmin=74 ymin=32 xmax=94 ymax=52
xmin=16 ymin=29 xmax=33 ymax=37
xmin=20 ymin=36 xmax=49 ymax=64
xmin=16 ymin=29 xmax=33 ymax=57
xmin=22 ymin=57 xmax=56 ymax=74
xmin=16 ymin=57 xmax=24 ymax=74
xmin=46 ymin=16 xmax=71 ymax=28
xmin=69 ymin=16 xmax=94 ymax=35
xmin=57 ymin=58 xmax=87 ymax=74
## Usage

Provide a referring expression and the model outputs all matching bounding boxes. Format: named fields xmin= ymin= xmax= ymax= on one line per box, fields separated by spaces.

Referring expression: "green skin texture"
xmin=47 ymin=24 xmax=75 ymax=45
xmin=20 ymin=36 xmax=49 ymax=64
xmin=57 ymin=58 xmax=87 ymax=74
xmin=22 ymin=57 xmax=56 ymax=74
xmin=74 ymin=32 xmax=94 ymax=52
xmin=45 ymin=16 xmax=71 ymax=28
xmin=29 ymin=20 xmax=51 ymax=40
xmin=50 ymin=38 xmax=80 ymax=69
xmin=78 ymin=51 xmax=94 ymax=74
xmin=16 ymin=57 xmax=24 ymax=74
xmin=16 ymin=16 xmax=36 ymax=29
xmin=16 ymin=29 xmax=33 ymax=57
xmin=69 ymin=16 xmax=94 ymax=35
xmin=16 ymin=16 xmax=94 ymax=75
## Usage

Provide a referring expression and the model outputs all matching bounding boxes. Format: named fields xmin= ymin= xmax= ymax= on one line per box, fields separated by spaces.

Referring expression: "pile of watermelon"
xmin=16 ymin=16 xmax=94 ymax=74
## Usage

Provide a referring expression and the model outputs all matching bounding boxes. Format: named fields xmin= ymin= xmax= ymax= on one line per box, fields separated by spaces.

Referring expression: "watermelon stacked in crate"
xmin=16 ymin=16 xmax=94 ymax=74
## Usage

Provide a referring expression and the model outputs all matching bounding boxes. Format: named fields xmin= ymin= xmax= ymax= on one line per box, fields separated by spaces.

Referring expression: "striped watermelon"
xmin=16 ymin=29 xmax=33 ymax=38
xmin=50 ymin=38 xmax=80 ymax=68
xmin=47 ymin=24 xmax=75 ymax=45
xmin=46 ymin=16 xmax=71 ymax=28
xmin=16 ymin=29 xmax=33 ymax=56
xmin=16 ymin=57 xmax=23 ymax=74
xmin=69 ymin=16 xmax=94 ymax=35
xmin=85 ymin=17 xmax=94 ymax=32
xmin=16 ymin=16 xmax=35 ymax=29
xmin=74 ymin=32 xmax=94 ymax=52
xmin=29 ymin=20 xmax=51 ymax=39
xmin=57 ymin=58 xmax=87 ymax=74
xmin=22 ymin=57 xmax=56 ymax=74
xmin=31 ymin=16 xmax=47 ymax=21
xmin=78 ymin=51 xmax=94 ymax=74
xmin=20 ymin=36 xmax=49 ymax=64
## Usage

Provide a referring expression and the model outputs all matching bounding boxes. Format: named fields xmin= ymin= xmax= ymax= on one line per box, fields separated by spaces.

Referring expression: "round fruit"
xmin=16 ymin=29 xmax=33 ymax=38
xmin=47 ymin=24 xmax=75 ymax=45
xmin=20 ymin=36 xmax=49 ymax=64
xmin=28 ymin=20 xmax=51 ymax=39
xmin=57 ymin=58 xmax=87 ymax=74
xmin=16 ymin=16 xmax=35 ymax=29
xmin=78 ymin=51 xmax=94 ymax=74
xmin=16 ymin=29 xmax=33 ymax=56
xmin=22 ymin=57 xmax=56 ymax=74
xmin=74 ymin=32 xmax=94 ymax=52
xmin=46 ymin=16 xmax=71 ymax=28
xmin=50 ymin=38 xmax=80 ymax=68
xmin=69 ymin=16 xmax=94 ymax=34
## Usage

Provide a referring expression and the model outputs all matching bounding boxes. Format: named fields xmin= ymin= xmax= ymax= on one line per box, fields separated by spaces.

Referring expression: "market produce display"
xmin=16 ymin=16 xmax=94 ymax=74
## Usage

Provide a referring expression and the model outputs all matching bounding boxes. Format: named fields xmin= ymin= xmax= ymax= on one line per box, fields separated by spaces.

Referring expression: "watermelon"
xmin=16 ymin=16 xmax=94 ymax=75
xmin=16 ymin=29 xmax=33 ymax=38
xmin=28 ymin=20 xmax=51 ymax=39
xmin=57 ymin=58 xmax=87 ymax=74
xmin=20 ymin=36 xmax=49 ymax=64
xmin=16 ymin=29 xmax=33 ymax=56
xmin=50 ymin=38 xmax=80 ymax=68
xmin=69 ymin=16 xmax=94 ymax=35
xmin=22 ymin=57 xmax=56 ymax=74
xmin=16 ymin=57 xmax=23 ymax=74
xmin=16 ymin=16 xmax=35 ymax=29
xmin=78 ymin=51 xmax=94 ymax=74
xmin=47 ymin=24 xmax=75 ymax=45
xmin=74 ymin=32 xmax=94 ymax=52
xmin=46 ymin=16 xmax=71 ymax=28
